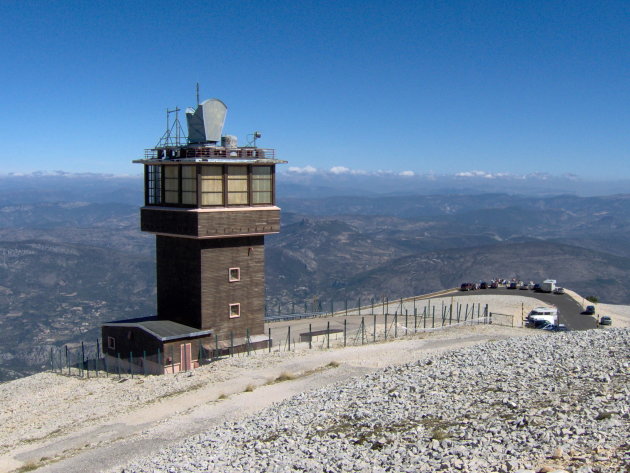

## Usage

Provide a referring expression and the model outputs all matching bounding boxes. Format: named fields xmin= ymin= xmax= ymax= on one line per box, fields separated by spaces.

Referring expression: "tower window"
xmin=164 ymin=166 xmax=179 ymax=204
xmin=181 ymin=165 xmax=197 ymax=205
xmin=147 ymin=165 xmax=162 ymax=205
xmin=229 ymin=303 xmax=241 ymax=318
xmin=201 ymin=166 xmax=224 ymax=205
xmin=229 ymin=267 xmax=240 ymax=282
xmin=252 ymin=166 xmax=273 ymax=204
xmin=227 ymin=166 xmax=248 ymax=205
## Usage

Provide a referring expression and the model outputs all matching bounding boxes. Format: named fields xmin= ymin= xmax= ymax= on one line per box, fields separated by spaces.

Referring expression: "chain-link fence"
xmin=49 ymin=297 xmax=494 ymax=380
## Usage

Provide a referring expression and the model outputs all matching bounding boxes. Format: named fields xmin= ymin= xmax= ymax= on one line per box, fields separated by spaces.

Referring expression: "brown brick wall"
xmin=155 ymin=235 xmax=266 ymax=340
xmin=141 ymin=208 xmax=280 ymax=238
xmin=156 ymin=236 xmax=202 ymax=327
xmin=200 ymin=236 xmax=265 ymax=340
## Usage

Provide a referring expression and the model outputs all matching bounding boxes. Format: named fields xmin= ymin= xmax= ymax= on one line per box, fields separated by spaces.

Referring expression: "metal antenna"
xmin=196 ymin=83 xmax=200 ymax=106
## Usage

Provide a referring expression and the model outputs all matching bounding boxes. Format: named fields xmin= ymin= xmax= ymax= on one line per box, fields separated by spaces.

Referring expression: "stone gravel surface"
xmin=123 ymin=329 xmax=629 ymax=473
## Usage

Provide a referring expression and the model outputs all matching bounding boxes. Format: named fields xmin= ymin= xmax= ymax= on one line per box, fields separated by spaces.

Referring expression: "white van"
xmin=540 ymin=279 xmax=556 ymax=293
xmin=526 ymin=306 xmax=558 ymax=326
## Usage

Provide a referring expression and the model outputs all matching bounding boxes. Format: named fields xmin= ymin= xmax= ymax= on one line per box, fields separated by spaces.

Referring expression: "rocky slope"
xmin=123 ymin=328 xmax=629 ymax=473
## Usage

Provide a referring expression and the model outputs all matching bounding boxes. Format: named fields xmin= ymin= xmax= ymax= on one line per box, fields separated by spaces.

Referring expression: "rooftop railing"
xmin=143 ymin=147 xmax=276 ymax=160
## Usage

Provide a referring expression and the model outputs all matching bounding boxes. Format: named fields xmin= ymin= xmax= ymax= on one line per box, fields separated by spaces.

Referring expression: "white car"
xmin=553 ymin=287 xmax=565 ymax=295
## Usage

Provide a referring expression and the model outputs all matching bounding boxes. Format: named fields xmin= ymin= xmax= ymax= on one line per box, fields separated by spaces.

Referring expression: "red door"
xmin=180 ymin=343 xmax=192 ymax=371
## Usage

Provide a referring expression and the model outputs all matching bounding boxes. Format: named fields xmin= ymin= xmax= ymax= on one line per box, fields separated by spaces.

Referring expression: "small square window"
xmin=229 ymin=303 xmax=240 ymax=318
xmin=229 ymin=267 xmax=240 ymax=282
xmin=107 ymin=336 xmax=116 ymax=350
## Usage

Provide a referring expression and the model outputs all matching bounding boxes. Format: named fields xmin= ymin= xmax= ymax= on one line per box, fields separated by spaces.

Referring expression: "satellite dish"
xmin=186 ymin=99 xmax=227 ymax=143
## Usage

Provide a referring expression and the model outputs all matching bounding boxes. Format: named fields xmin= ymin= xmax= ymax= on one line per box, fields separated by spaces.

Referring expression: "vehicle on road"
xmin=528 ymin=319 xmax=552 ymax=329
xmin=599 ymin=316 xmax=612 ymax=326
xmin=519 ymin=283 xmax=529 ymax=290
xmin=460 ymin=283 xmax=474 ymax=291
xmin=553 ymin=287 xmax=565 ymax=295
xmin=584 ymin=305 xmax=596 ymax=315
xmin=533 ymin=283 xmax=541 ymax=291
xmin=541 ymin=279 xmax=557 ymax=293
xmin=490 ymin=281 xmax=499 ymax=289
xmin=542 ymin=323 xmax=568 ymax=332
xmin=526 ymin=307 xmax=559 ymax=327
xmin=480 ymin=281 xmax=488 ymax=289
xmin=508 ymin=282 xmax=518 ymax=289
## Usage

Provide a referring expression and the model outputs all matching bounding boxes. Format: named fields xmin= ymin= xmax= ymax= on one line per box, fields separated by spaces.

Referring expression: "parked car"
xmin=542 ymin=324 xmax=568 ymax=332
xmin=584 ymin=305 xmax=596 ymax=315
xmin=533 ymin=283 xmax=541 ymax=292
xmin=599 ymin=316 xmax=612 ymax=326
xmin=460 ymin=283 xmax=474 ymax=291
xmin=553 ymin=287 xmax=565 ymax=295
xmin=519 ymin=283 xmax=529 ymax=290
xmin=530 ymin=319 xmax=553 ymax=329
xmin=508 ymin=282 xmax=518 ymax=289
xmin=480 ymin=281 xmax=488 ymax=289
xmin=490 ymin=281 xmax=499 ymax=289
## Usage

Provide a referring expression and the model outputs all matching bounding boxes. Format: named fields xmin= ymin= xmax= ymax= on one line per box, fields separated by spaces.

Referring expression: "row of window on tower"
xmin=146 ymin=164 xmax=274 ymax=207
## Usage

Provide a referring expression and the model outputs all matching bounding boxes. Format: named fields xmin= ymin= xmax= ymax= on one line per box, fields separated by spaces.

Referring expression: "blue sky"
xmin=1 ymin=0 xmax=628 ymax=178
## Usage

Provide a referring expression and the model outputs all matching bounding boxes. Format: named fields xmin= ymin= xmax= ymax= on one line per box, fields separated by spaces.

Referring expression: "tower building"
xmin=102 ymin=98 xmax=285 ymax=373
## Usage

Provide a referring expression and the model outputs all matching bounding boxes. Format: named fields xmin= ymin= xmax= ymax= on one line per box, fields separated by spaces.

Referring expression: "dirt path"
xmin=1 ymin=326 xmax=529 ymax=473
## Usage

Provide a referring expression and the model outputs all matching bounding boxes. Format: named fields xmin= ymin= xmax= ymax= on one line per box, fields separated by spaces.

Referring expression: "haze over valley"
xmin=1 ymin=173 xmax=629 ymax=382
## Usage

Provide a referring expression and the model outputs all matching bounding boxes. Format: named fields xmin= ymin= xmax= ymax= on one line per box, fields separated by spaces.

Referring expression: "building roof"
xmin=103 ymin=316 xmax=212 ymax=342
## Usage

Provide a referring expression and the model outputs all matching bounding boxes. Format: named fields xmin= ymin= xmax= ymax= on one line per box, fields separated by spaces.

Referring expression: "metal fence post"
xmin=343 ymin=319 xmax=347 ymax=347
xmin=361 ymin=317 xmax=365 ymax=345
xmin=414 ymin=308 xmax=417 ymax=333
xmin=268 ymin=327 xmax=272 ymax=353
xmin=384 ymin=313 xmax=388 ymax=339
xmin=432 ymin=307 xmax=435 ymax=328
xmin=230 ymin=332 xmax=234 ymax=357
xmin=327 ymin=321 xmax=330 ymax=349
xmin=309 ymin=323 xmax=312 ymax=349
xmin=373 ymin=313 xmax=376 ymax=342
xmin=65 ymin=345 xmax=69 ymax=375
xmin=50 ymin=347 xmax=54 ymax=372
xmin=58 ymin=347 xmax=62 ymax=374
xmin=287 ymin=326 xmax=291 ymax=351
xmin=358 ymin=298 xmax=361 ymax=316
xmin=405 ymin=310 xmax=408 ymax=334
xmin=394 ymin=312 xmax=398 ymax=338
xmin=96 ymin=339 xmax=100 ymax=377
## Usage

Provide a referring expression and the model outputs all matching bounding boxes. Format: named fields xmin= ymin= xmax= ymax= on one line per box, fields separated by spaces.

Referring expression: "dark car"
xmin=490 ymin=281 xmax=499 ymax=289
xmin=599 ymin=316 xmax=612 ymax=326
xmin=480 ymin=282 xmax=488 ymax=289
xmin=460 ymin=283 xmax=473 ymax=291
xmin=508 ymin=282 xmax=518 ymax=289
xmin=542 ymin=324 xmax=569 ymax=332
xmin=584 ymin=305 xmax=596 ymax=315
xmin=529 ymin=319 xmax=553 ymax=329
xmin=533 ymin=283 xmax=541 ymax=292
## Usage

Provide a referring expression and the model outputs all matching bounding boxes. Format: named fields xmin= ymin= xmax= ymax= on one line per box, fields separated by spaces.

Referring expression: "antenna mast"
xmin=196 ymin=83 xmax=200 ymax=106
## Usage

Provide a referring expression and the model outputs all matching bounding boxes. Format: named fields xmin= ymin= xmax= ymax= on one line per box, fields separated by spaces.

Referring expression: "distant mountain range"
xmin=1 ymin=172 xmax=630 ymax=381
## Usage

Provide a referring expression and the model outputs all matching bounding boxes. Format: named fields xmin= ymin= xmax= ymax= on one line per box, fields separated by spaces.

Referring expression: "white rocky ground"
xmin=1 ymin=293 xmax=627 ymax=473
xmin=122 ymin=328 xmax=629 ymax=473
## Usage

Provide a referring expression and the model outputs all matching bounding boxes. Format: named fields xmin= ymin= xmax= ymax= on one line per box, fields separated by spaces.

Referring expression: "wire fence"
xmin=48 ymin=299 xmax=507 ymax=380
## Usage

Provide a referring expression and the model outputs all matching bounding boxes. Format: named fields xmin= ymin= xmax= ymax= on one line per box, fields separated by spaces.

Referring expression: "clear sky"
xmin=0 ymin=0 xmax=628 ymax=178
